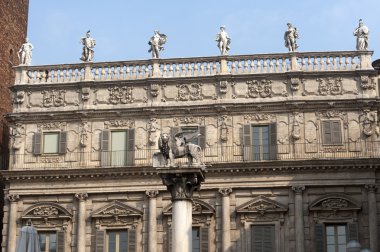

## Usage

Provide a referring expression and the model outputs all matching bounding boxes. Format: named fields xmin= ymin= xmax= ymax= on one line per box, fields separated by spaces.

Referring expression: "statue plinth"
xmin=157 ymin=166 xmax=206 ymax=252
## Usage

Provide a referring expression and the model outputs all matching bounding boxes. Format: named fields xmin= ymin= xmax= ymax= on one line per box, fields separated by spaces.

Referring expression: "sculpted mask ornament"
xmin=15 ymin=90 xmax=25 ymax=104
xmin=108 ymin=86 xmax=133 ymax=104
xmin=150 ymin=84 xmax=160 ymax=97
xmin=42 ymin=90 xmax=66 ymax=107
xmin=147 ymin=118 xmax=159 ymax=146
xmin=360 ymin=110 xmax=377 ymax=137
xmin=246 ymin=79 xmax=272 ymax=98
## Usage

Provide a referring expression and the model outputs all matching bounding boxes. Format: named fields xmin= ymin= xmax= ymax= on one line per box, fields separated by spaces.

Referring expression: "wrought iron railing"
xmin=4 ymin=141 xmax=380 ymax=170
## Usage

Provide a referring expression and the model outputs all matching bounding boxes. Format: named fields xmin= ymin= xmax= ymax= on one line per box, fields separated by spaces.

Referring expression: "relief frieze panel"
xmin=176 ymin=83 xmax=203 ymax=101
xmin=303 ymin=77 xmax=358 ymax=96
xmin=244 ymin=113 xmax=275 ymax=123
xmin=108 ymin=86 xmax=134 ymax=104
xmin=173 ymin=116 xmax=204 ymax=126
xmin=37 ymin=122 xmax=66 ymax=132
xmin=104 ymin=119 xmax=134 ymax=129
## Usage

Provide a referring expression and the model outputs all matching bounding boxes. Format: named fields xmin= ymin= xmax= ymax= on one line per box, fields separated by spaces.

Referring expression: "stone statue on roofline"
xmin=153 ymin=129 xmax=203 ymax=168
xmin=284 ymin=23 xmax=299 ymax=52
xmin=148 ymin=30 xmax=167 ymax=59
xmin=353 ymin=19 xmax=369 ymax=51
xmin=216 ymin=25 xmax=231 ymax=55
xmin=18 ymin=38 xmax=34 ymax=65
xmin=80 ymin=30 xmax=96 ymax=62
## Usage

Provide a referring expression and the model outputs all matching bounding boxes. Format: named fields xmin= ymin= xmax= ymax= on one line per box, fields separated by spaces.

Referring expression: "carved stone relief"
xmin=219 ymin=80 xmax=228 ymax=94
xmin=42 ymin=90 xmax=66 ymax=107
xmin=11 ymin=123 xmax=25 ymax=150
xmin=317 ymin=77 xmax=343 ymax=95
xmin=244 ymin=114 xmax=275 ymax=123
xmin=359 ymin=75 xmax=376 ymax=90
xmin=246 ymin=79 xmax=273 ymax=98
xmin=108 ymin=86 xmax=133 ymax=104
xmin=359 ymin=110 xmax=377 ymax=137
xmin=104 ymin=120 xmax=134 ymax=129
xmin=291 ymin=112 xmax=303 ymax=141
xmin=81 ymin=87 xmax=90 ymax=102
xmin=284 ymin=77 xmax=304 ymax=91
xmin=176 ymin=83 xmax=203 ymax=101
xmin=80 ymin=122 xmax=89 ymax=147
xmin=14 ymin=90 xmax=25 ymax=104
xmin=147 ymin=118 xmax=159 ymax=146
xmin=37 ymin=122 xmax=66 ymax=132
xmin=219 ymin=115 xmax=230 ymax=142
xmin=150 ymin=83 xmax=160 ymax=97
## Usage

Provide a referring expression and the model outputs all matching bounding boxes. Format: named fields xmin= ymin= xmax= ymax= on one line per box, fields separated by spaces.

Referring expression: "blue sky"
xmin=28 ymin=0 xmax=380 ymax=65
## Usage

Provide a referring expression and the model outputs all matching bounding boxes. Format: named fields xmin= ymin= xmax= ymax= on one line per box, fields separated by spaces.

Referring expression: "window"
xmin=39 ymin=232 xmax=57 ymax=252
xmin=326 ymin=225 xmax=346 ymax=252
xmin=33 ymin=132 xmax=67 ymax=155
xmin=243 ymin=124 xmax=277 ymax=161
xmin=322 ymin=121 xmax=342 ymax=145
xmin=192 ymin=227 xmax=200 ymax=252
xmin=251 ymin=225 xmax=275 ymax=252
xmin=107 ymin=230 xmax=128 ymax=252
xmin=100 ymin=129 xmax=135 ymax=166
xmin=315 ymin=223 xmax=358 ymax=252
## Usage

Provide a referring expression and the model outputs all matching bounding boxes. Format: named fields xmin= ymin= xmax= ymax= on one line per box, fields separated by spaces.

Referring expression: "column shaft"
xmin=366 ymin=185 xmax=378 ymax=252
xmin=7 ymin=198 xmax=18 ymax=252
xmin=293 ymin=186 xmax=305 ymax=252
xmin=172 ymin=200 xmax=192 ymax=252
xmin=75 ymin=193 xmax=88 ymax=252
xmin=219 ymin=188 xmax=232 ymax=252
xmin=147 ymin=191 xmax=158 ymax=252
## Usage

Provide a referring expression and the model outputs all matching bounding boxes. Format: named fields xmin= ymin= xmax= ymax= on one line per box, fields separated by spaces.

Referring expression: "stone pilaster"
xmin=7 ymin=194 xmax=20 ymax=252
xmin=219 ymin=188 xmax=232 ymax=252
xmin=158 ymin=167 xmax=205 ymax=252
xmin=292 ymin=185 xmax=305 ymax=252
xmin=146 ymin=190 xmax=159 ymax=252
xmin=75 ymin=193 xmax=88 ymax=252
xmin=365 ymin=184 xmax=378 ymax=252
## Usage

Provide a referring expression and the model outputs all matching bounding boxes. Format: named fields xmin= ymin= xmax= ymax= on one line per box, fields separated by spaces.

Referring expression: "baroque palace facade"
xmin=1 ymin=50 xmax=380 ymax=252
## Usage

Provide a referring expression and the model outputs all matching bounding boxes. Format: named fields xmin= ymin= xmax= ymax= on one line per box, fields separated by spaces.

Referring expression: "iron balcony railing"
xmin=4 ymin=141 xmax=380 ymax=171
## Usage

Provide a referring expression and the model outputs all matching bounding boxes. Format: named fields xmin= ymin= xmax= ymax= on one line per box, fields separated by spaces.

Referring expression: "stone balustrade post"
xmin=365 ymin=184 xmax=378 ymax=252
xmin=84 ymin=64 xmax=92 ymax=81
xmin=146 ymin=190 xmax=159 ymax=252
xmin=151 ymin=59 xmax=161 ymax=78
xmin=359 ymin=51 xmax=373 ymax=69
xmin=220 ymin=57 xmax=229 ymax=75
xmin=289 ymin=53 xmax=299 ymax=71
xmin=292 ymin=185 xmax=305 ymax=252
xmin=219 ymin=188 xmax=232 ymax=252
xmin=7 ymin=194 xmax=20 ymax=252
xmin=75 ymin=193 xmax=88 ymax=252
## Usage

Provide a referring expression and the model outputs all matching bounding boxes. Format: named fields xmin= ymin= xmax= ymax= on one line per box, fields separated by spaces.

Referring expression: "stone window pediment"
xmin=91 ymin=200 xmax=143 ymax=218
xmin=236 ymin=195 xmax=288 ymax=215
xmin=163 ymin=199 xmax=215 ymax=216
xmin=309 ymin=194 xmax=361 ymax=212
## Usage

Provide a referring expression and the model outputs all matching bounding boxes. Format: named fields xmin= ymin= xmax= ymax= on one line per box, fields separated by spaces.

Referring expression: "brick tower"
xmin=0 ymin=0 xmax=29 ymax=159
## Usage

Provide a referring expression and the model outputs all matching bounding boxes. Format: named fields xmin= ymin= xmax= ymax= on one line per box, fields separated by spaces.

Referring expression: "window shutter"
xmin=198 ymin=126 xmax=206 ymax=149
xmin=347 ymin=223 xmax=359 ymax=242
xmin=33 ymin=132 xmax=42 ymax=155
xmin=315 ymin=223 xmax=326 ymax=252
xmin=128 ymin=228 xmax=136 ymax=252
xmin=95 ymin=230 xmax=105 ymax=252
xmin=243 ymin=124 xmax=252 ymax=161
xmin=263 ymin=226 xmax=275 ymax=252
xmin=168 ymin=227 xmax=172 ymax=252
xmin=252 ymin=226 xmax=264 ymax=252
xmin=100 ymin=131 xmax=110 ymax=166
xmin=127 ymin=129 xmax=135 ymax=166
xmin=56 ymin=231 xmax=65 ymax=252
xmin=331 ymin=121 xmax=342 ymax=144
xmin=200 ymin=226 xmax=209 ymax=252
xmin=269 ymin=123 xmax=277 ymax=160
xmin=58 ymin=131 xmax=67 ymax=154
xmin=322 ymin=121 xmax=331 ymax=144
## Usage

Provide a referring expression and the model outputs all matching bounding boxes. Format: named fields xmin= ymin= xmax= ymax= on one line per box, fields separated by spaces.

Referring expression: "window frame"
xmin=243 ymin=123 xmax=277 ymax=161
xmin=321 ymin=120 xmax=343 ymax=146
xmin=325 ymin=224 xmax=347 ymax=252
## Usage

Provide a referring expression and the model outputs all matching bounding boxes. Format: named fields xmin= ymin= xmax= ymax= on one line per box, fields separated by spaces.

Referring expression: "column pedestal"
xmin=157 ymin=167 xmax=205 ymax=252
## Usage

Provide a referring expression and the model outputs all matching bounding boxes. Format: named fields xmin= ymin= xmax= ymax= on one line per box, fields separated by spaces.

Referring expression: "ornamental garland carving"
xmin=316 ymin=110 xmax=346 ymax=120
xmin=317 ymin=77 xmax=342 ymax=96
xmin=360 ymin=110 xmax=377 ymax=137
xmin=33 ymin=206 xmax=59 ymax=216
xmin=173 ymin=116 xmax=204 ymax=126
xmin=104 ymin=119 xmax=134 ymax=129
xmin=177 ymin=83 xmax=203 ymax=101
xmin=108 ymin=86 xmax=133 ymax=104
xmin=37 ymin=122 xmax=66 ymax=132
xmin=244 ymin=114 xmax=275 ymax=123
xmin=246 ymin=79 xmax=272 ymax=98
xmin=102 ymin=207 xmax=131 ymax=215
xmin=360 ymin=75 xmax=376 ymax=90
xmin=321 ymin=199 xmax=348 ymax=209
xmin=42 ymin=90 xmax=66 ymax=107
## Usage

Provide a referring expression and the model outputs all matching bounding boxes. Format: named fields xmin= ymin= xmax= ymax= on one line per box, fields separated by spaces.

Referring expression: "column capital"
xmin=75 ymin=193 xmax=88 ymax=201
xmin=292 ymin=185 xmax=305 ymax=194
xmin=146 ymin=190 xmax=159 ymax=198
xmin=365 ymin=184 xmax=378 ymax=193
xmin=218 ymin=188 xmax=232 ymax=196
xmin=7 ymin=194 xmax=20 ymax=202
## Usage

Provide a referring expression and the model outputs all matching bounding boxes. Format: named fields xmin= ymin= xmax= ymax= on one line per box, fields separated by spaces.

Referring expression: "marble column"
xmin=219 ymin=188 xmax=232 ymax=252
xmin=7 ymin=194 xmax=20 ymax=252
xmin=146 ymin=190 xmax=159 ymax=252
xmin=75 ymin=193 xmax=88 ymax=252
xmin=365 ymin=184 xmax=378 ymax=252
xmin=158 ymin=167 xmax=205 ymax=252
xmin=292 ymin=186 xmax=305 ymax=252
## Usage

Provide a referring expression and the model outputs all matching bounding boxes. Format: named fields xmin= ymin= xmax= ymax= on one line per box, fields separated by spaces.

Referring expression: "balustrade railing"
xmin=14 ymin=51 xmax=373 ymax=85
xmin=6 ymin=141 xmax=380 ymax=170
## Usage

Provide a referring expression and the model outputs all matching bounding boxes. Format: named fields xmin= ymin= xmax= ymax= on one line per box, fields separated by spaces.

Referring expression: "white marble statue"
xmin=80 ymin=30 xmax=96 ymax=62
xmin=148 ymin=30 xmax=167 ymax=59
xmin=18 ymin=38 xmax=33 ymax=65
xmin=353 ymin=19 xmax=369 ymax=51
xmin=216 ymin=25 xmax=231 ymax=55
xmin=284 ymin=23 xmax=299 ymax=52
